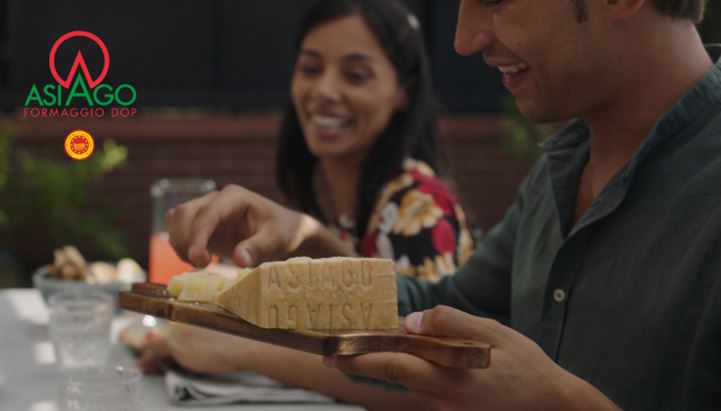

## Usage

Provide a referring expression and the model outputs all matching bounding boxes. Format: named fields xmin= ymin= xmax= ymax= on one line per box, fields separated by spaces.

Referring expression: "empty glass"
xmin=59 ymin=365 xmax=142 ymax=411
xmin=48 ymin=290 xmax=113 ymax=371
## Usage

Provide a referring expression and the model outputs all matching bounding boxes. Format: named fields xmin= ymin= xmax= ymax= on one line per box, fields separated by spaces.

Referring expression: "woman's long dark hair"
xmin=276 ymin=0 xmax=441 ymax=242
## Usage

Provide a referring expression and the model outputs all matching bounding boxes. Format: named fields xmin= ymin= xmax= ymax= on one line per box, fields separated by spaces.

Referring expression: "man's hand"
xmin=165 ymin=184 xmax=318 ymax=268
xmin=326 ymin=306 xmax=620 ymax=411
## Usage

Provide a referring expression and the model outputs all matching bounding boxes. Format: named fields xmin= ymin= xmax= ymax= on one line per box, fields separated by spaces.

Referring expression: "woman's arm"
xmin=247 ymin=341 xmax=419 ymax=410
xmin=137 ymin=326 xmax=419 ymax=410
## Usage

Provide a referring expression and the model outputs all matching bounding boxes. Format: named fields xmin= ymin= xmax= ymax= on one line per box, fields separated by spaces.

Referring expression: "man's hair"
xmin=572 ymin=0 xmax=706 ymax=23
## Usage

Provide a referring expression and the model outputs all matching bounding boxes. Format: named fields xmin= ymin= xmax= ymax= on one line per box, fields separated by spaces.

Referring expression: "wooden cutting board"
xmin=119 ymin=283 xmax=491 ymax=369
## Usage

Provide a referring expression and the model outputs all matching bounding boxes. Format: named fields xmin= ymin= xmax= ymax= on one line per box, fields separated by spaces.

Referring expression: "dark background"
xmin=0 ymin=0 xmax=506 ymax=113
xmin=2 ymin=0 xmax=719 ymax=113
xmin=0 ymin=1 xmax=719 ymax=285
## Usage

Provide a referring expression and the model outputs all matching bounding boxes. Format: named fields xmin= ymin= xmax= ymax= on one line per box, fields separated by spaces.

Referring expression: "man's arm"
xmin=166 ymin=185 xmax=355 ymax=268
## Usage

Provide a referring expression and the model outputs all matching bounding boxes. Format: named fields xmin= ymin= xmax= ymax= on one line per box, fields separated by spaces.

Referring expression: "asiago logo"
xmin=23 ymin=30 xmax=138 ymax=119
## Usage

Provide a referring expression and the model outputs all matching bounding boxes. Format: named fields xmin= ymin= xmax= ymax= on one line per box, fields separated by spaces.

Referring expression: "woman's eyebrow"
xmin=298 ymin=49 xmax=322 ymax=58
xmin=342 ymin=53 xmax=374 ymax=63
xmin=298 ymin=49 xmax=374 ymax=63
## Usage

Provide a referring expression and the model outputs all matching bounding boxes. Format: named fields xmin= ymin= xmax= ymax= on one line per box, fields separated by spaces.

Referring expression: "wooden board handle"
xmin=329 ymin=333 xmax=490 ymax=369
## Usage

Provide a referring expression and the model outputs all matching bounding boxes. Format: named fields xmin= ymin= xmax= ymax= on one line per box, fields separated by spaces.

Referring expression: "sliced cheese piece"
xmin=167 ymin=268 xmax=251 ymax=303
xmin=217 ymin=257 xmax=398 ymax=330
xmin=178 ymin=273 xmax=224 ymax=302
xmin=167 ymin=272 xmax=193 ymax=297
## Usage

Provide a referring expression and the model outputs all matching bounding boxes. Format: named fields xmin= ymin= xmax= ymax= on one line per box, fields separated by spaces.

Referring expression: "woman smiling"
xmin=138 ymin=1 xmax=474 ymax=408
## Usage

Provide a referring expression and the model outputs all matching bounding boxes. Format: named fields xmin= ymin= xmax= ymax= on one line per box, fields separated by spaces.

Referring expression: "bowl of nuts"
xmin=33 ymin=245 xmax=145 ymax=311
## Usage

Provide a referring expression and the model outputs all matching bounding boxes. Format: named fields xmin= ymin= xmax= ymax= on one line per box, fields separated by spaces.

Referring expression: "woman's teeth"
xmin=311 ymin=115 xmax=350 ymax=128
xmin=499 ymin=62 xmax=529 ymax=75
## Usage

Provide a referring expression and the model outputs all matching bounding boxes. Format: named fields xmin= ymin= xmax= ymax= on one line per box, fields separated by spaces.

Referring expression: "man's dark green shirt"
xmin=398 ymin=47 xmax=721 ymax=409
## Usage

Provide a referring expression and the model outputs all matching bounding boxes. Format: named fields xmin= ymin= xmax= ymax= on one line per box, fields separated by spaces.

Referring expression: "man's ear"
xmin=600 ymin=0 xmax=646 ymax=20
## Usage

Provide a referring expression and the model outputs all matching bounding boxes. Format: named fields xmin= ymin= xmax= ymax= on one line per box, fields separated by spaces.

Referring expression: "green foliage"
xmin=0 ymin=132 xmax=10 ymax=229
xmin=500 ymin=98 xmax=546 ymax=164
xmin=0 ymin=127 xmax=130 ymax=266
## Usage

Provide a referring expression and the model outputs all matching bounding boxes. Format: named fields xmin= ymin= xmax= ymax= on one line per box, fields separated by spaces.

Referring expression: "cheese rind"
xmin=217 ymin=257 xmax=398 ymax=330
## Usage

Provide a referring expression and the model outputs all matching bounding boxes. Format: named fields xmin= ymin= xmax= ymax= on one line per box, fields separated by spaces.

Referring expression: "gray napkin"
xmin=165 ymin=368 xmax=334 ymax=406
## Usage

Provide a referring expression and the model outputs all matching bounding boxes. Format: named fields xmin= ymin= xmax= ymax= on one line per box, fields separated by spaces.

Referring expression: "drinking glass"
xmin=48 ymin=290 xmax=113 ymax=371
xmin=59 ymin=365 xmax=142 ymax=411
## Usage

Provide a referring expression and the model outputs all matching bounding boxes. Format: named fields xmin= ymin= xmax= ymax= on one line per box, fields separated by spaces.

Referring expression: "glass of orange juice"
xmin=149 ymin=179 xmax=216 ymax=284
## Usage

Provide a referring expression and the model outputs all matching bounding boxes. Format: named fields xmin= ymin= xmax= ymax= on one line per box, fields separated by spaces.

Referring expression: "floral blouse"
xmin=332 ymin=159 xmax=475 ymax=282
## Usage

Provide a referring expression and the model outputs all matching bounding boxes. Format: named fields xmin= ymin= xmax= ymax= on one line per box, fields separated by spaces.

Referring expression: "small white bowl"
xmin=32 ymin=265 xmax=144 ymax=312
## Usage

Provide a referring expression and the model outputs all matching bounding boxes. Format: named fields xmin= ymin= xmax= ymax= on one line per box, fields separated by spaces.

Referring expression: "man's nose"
xmin=454 ymin=0 xmax=495 ymax=56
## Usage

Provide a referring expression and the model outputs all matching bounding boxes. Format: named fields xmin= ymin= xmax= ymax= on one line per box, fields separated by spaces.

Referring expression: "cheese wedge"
xmin=167 ymin=269 xmax=251 ymax=303
xmin=216 ymin=257 xmax=398 ymax=330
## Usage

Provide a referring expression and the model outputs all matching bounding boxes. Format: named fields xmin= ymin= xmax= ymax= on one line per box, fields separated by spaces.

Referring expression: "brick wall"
xmin=5 ymin=113 xmax=530 ymax=268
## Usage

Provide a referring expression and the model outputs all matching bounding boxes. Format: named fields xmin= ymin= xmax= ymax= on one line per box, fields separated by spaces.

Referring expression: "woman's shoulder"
xmin=376 ymin=159 xmax=461 ymax=217
xmin=367 ymin=158 xmax=467 ymax=235
xmin=362 ymin=158 xmax=475 ymax=281
xmin=379 ymin=158 xmax=458 ymax=202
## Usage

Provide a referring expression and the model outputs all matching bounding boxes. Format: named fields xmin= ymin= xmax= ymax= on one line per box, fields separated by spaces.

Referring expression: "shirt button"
xmin=553 ymin=289 xmax=566 ymax=303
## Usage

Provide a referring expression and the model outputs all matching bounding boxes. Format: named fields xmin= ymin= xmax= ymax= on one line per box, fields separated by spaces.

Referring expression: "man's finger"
xmin=165 ymin=207 xmax=186 ymax=261
xmin=405 ymin=305 xmax=507 ymax=345
xmin=329 ymin=352 xmax=462 ymax=396
xmin=166 ymin=194 xmax=213 ymax=263
xmin=233 ymin=229 xmax=279 ymax=267
xmin=188 ymin=191 xmax=248 ymax=267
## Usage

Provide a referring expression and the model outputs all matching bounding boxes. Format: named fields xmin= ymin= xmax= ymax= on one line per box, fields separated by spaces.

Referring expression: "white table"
xmin=0 ymin=289 xmax=361 ymax=411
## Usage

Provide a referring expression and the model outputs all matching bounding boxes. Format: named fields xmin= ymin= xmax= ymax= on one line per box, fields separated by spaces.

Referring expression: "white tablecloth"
xmin=0 ymin=289 xmax=362 ymax=411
